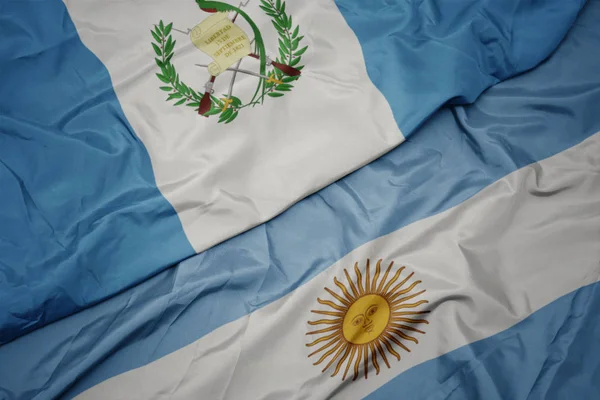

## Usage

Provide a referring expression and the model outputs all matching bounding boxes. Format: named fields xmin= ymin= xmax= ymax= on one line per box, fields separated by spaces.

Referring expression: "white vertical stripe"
xmin=64 ymin=0 xmax=402 ymax=253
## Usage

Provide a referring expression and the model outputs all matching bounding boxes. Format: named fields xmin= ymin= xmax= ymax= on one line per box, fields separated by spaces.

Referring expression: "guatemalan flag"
xmin=1 ymin=0 xmax=599 ymax=399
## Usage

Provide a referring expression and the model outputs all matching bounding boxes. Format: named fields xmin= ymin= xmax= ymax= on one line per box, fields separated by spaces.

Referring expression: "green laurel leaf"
xmin=160 ymin=86 xmax=172 ymax=91
xmin=268 ymin=92 xmax=284 ymax=98
xmin=156 ymin=73 xmax=170 ymax=84
xmin=292 ymin=25 xmax=299 ymax=38
xmin=159 ymin=20 xmax=164 ymax=32
xmin=275 ymin=83 xmax=293 ymax=91
xmin=187 ymin=101 xmax=200 ymax=107
xmin=272 ymin=20 xmax=284 ymax=35
xmin=294 ymin=46 xmax=308 ymax=57
xmin=218 ymin=107 xmax=234 ymax=122
xmin=204 ymin=107 xmax=222 ymax=116
xmin=151 ymin=30 xmax=161 ymax=42
xmin=174 ymin=98 xmax=186 ymax=106
xmin=292 ymin=37 xmax=300 ymax=50
xmin=276 ymin=0 xmax=281 ymax=10
xmin=167 ymin=92 xmax=183 ymax=100
xmin=163 ymin=22 xmax=173 ymax=37
xmin=152 ymin=43 xmax=161 ymax=56
xmin=225 ymin=110 xmax=239 ymax=124
xmin=165 ymin=37 xmax=175 ymax=55
xmin=230 ymin=96 xmax=243 ymax=107
xmin=278 ymin=39 xmax=288 ymax=52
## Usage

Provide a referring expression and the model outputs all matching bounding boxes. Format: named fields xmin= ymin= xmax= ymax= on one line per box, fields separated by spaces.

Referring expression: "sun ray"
xmin=317 ymin=298 xmax=345 ymax=311
xmin=389 ymin=323 xmax=426 ymax=334
xmin=390 ymin=327 xmax=420 ymax=344
xmin=375 ymin=341 xmax=391 ymax=368
xmin=306 ymin=331 xmax=339 ymax=347
xmin=354 ymin=263 xmax=365 ymax=296
xmin=306 ymin=325 xmax=340 ymax=335
xmin=380 ymin=337 xmax=402 ymax=361
xmin=325 ymin=286 xmax=351 ymax=307
xmin=312 ymin=339 xmax=344 ymax=364
xmin=376 ymin=261 xmax=394 ymax=293
xmin=383 ymin=332 xmax=410 ymax=352
xmin=369 ymin=342 xmax=380 ymax=375
xmin=364 ymin=259 xmax=371 ymax=294
xmin=388 ymin=280 xmax=421 ymax=301
xmin=342 ymin=345 xmax=357 ymax=380
xmin=392 ymin=310 xmax=430 ymax=317
xmin=390 ymin=317 xmax=429 ymax=325
xmin=371 ymin=259 xmax=382 ymax=293
xmin=331 ymin=345 xmax=352 ymax=377
xmin=392 ymin=300 xmax=429 ymax=311
xmin=334 ymin=277 xmax=355 ymax=303
xmin=363 ymin=344 xmax=369 ymax=379
xmin=308 ymin=318 xmax=342 ymax=326
xmin=390 ymin=289 xmax=426 ymax=306
xmin=307 ymin=260 xmax=429 ymax=380
xmin=310 ymin=310 xmax=344 ymax=317
xmin=344 ymin=269 xmax=360 ymax=298
xmin=323 ymin=343 xmax=349 ymax=373
xmin=308 ymin=334 xmax=341 ymax=358
xmin=385 ymin=271 xmax=415 ymax=296
xmin=353 ymin=344 xmax=363 ymax=380
xmin=382 ymin=266 xmax=405 ymax=294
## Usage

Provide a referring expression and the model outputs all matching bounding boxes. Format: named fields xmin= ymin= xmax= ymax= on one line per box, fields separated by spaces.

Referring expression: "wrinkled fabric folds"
xmin=0 ymin=0 xmax=599 ymax=398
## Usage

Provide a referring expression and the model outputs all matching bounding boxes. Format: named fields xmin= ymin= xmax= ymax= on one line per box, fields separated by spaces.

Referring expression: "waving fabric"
xmin=0 ymin=0 xmax=598 ymax=398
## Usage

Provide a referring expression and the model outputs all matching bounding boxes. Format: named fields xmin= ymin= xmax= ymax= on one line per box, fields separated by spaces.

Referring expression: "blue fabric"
xmin=1 ymin=0 xmax=599 ymax=397
xmin=0 ymin=1 xmax=195 ymax=344
xmin=0 ymin=0 xmax=585 ymax=344
xmin=367 ymin=281 xmax=600 ymax=400
xmin=335 ymin=0 xmax=586 ymax=134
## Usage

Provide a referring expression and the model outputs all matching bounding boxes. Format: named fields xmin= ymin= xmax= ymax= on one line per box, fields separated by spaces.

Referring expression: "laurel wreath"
xmin=151 ymin=0 xmax=307 ymax=123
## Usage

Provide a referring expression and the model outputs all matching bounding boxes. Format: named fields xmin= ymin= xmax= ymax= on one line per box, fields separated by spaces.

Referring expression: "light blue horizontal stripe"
xmin=0 ymin=0 xmax=195 ymax=344
xmin=1 ymin=1 xmax=600 ymax=399
xmin=366 ymin=281 xmax=600 ymax=400
xmin=335 ymin=0 xmax=586 ymax=134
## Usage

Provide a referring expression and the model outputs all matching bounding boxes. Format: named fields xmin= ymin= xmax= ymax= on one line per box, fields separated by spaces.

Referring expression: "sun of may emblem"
xmin=151 ymin=0 xmax=306 ymax=124
xmin=306 ymin=259 xmax=430 ymax=381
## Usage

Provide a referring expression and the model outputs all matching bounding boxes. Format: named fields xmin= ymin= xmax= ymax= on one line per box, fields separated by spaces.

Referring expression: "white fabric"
xmin=64 ymin=0 xmax=402 ymax=252
xmin=77 ymin=133 xmax=600 ymax=400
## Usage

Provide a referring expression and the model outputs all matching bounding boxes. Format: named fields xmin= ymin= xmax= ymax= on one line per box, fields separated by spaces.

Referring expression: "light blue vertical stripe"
xmin=0 ymin=0 xmax=195 ymax=344
xmin=334 ymin=0 xmax=586 ymax=134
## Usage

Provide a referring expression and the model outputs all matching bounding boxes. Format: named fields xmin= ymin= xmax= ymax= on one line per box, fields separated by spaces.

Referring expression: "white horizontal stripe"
xmin=78 ymin=132 xmax=600 ymax=400
xmin=63 ymin=0 xmax=402 ymax=253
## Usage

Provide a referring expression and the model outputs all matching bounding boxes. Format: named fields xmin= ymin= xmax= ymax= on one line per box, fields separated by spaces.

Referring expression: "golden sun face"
xmin=306 ymin=259 xmax=429 ymax=381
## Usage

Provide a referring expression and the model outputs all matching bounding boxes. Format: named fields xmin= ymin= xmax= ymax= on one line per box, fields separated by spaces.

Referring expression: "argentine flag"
xmin=1 ymin=0 xmax=599 ymax=399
